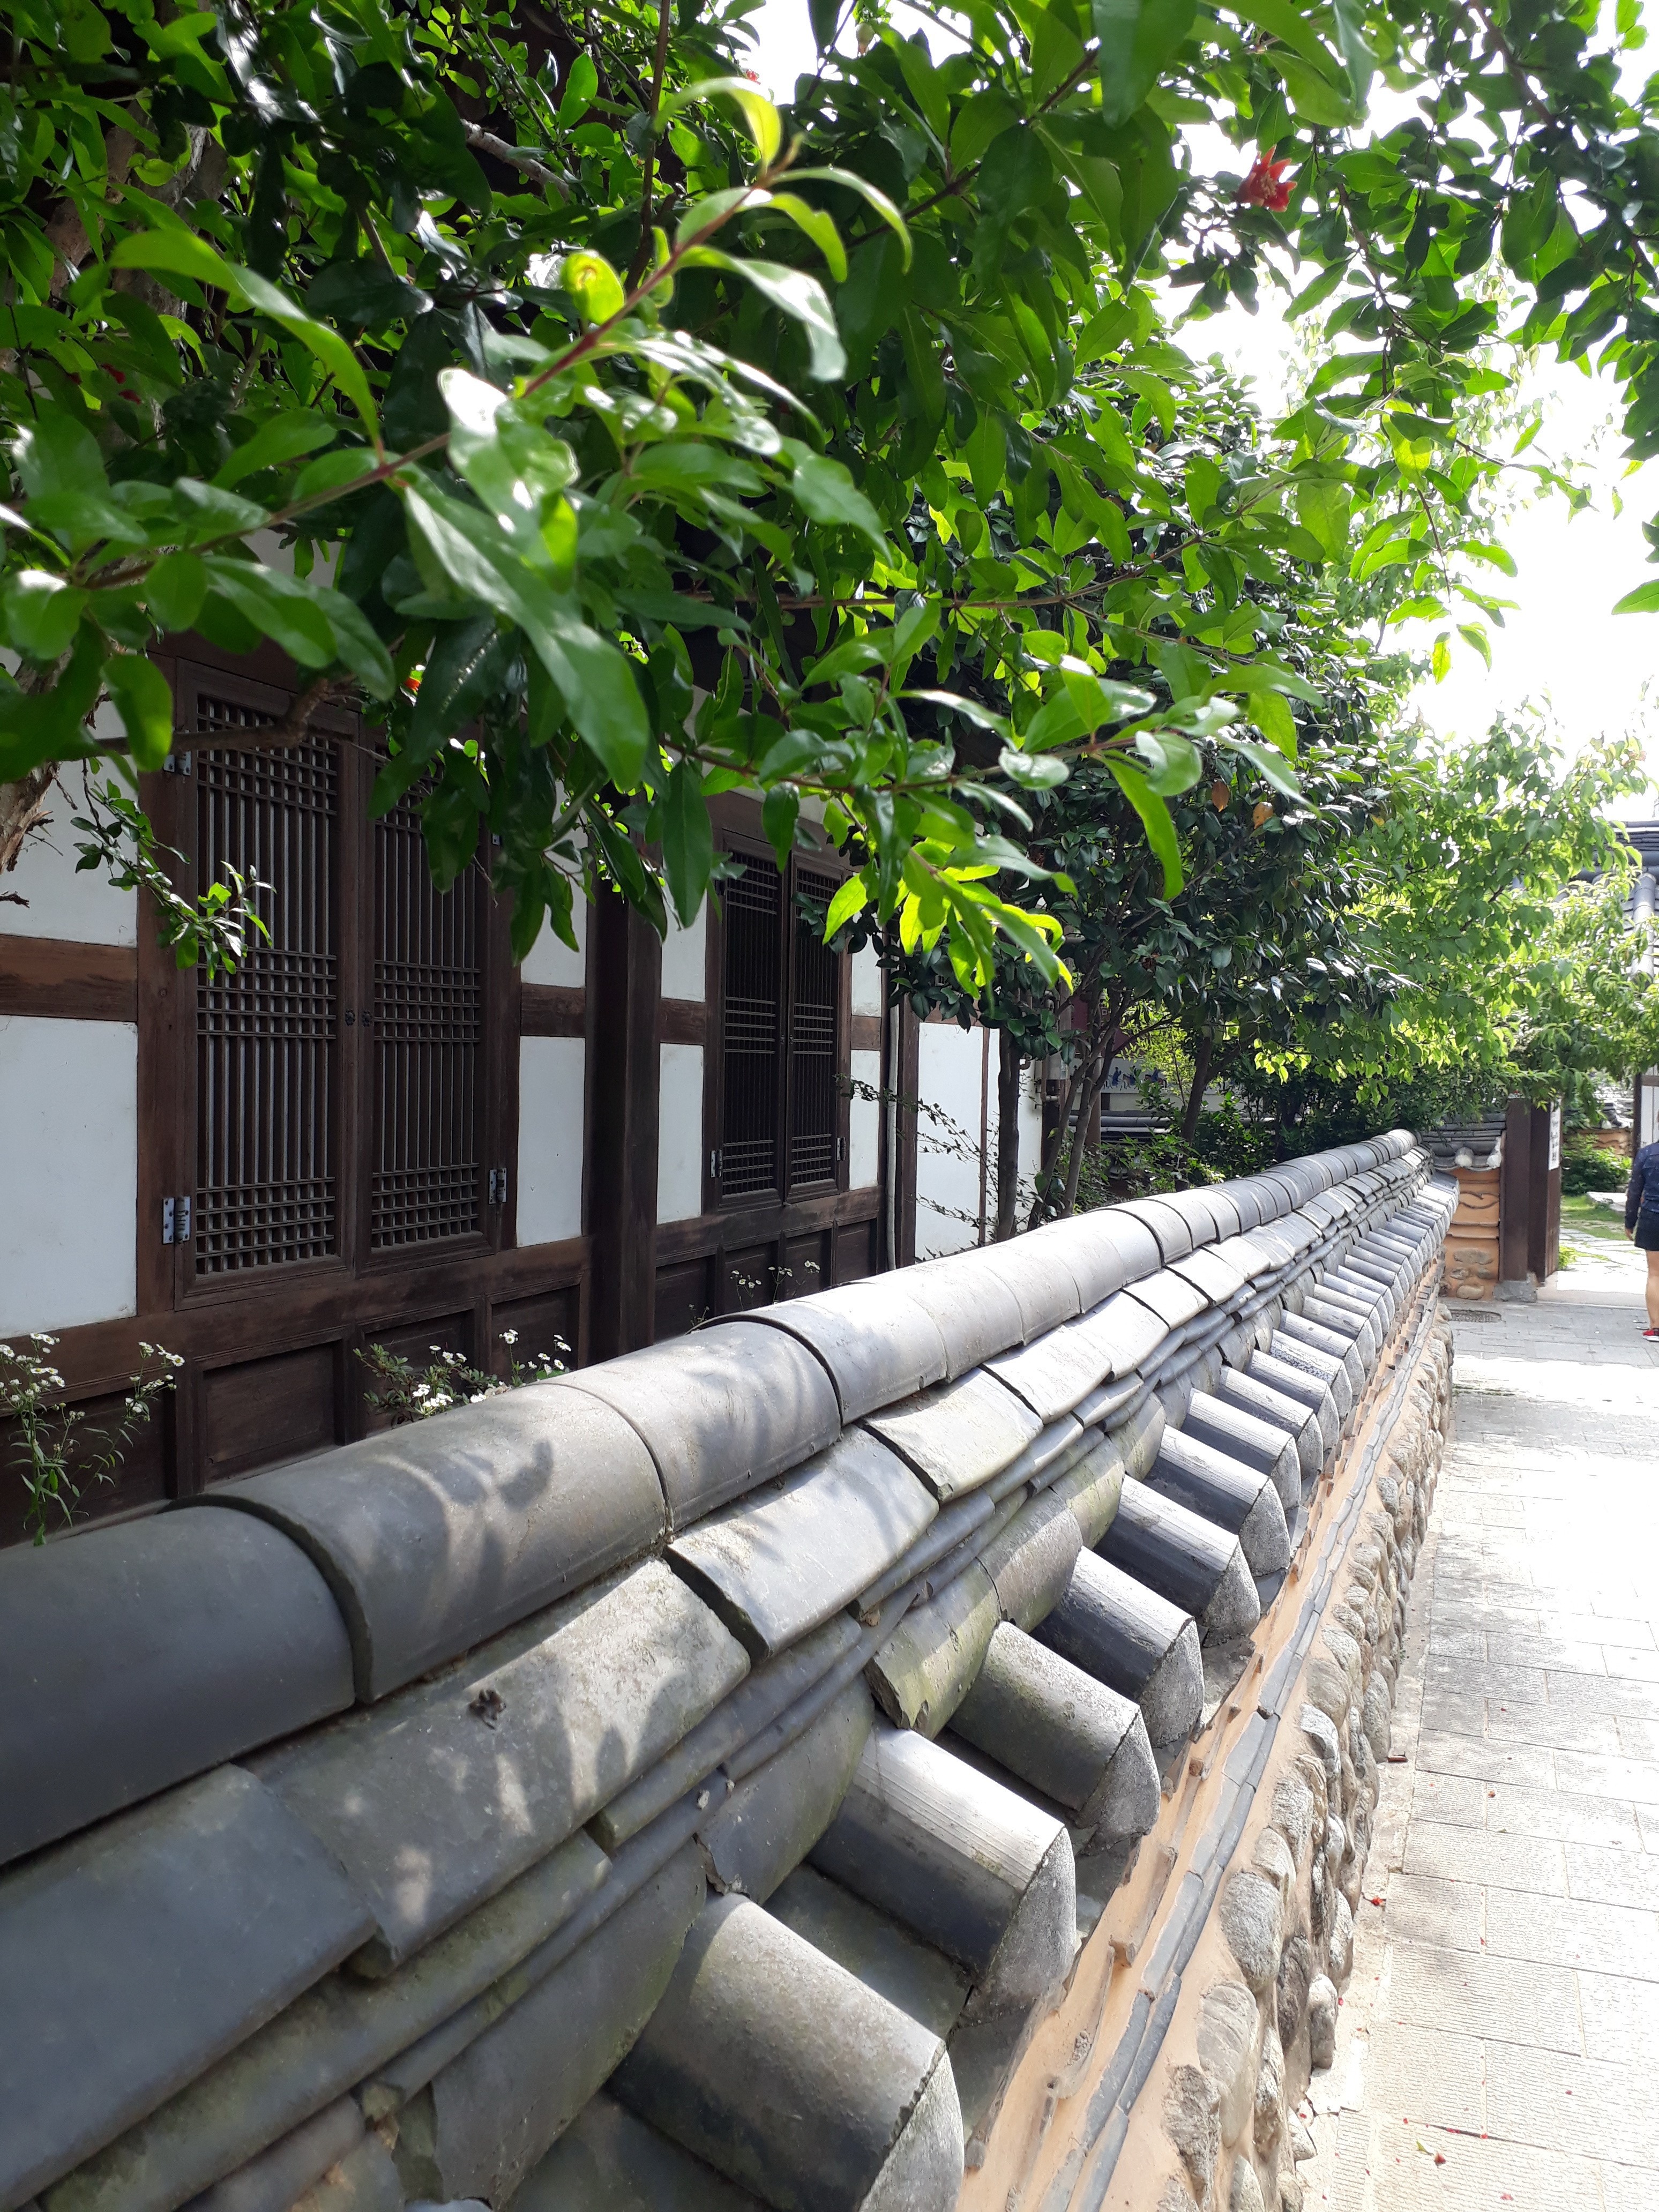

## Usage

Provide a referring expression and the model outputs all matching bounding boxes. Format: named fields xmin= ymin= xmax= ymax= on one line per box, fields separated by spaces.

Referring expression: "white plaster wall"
xmin=850 ymin=1046 xmax=881 ymax=1190
xmin=659 ymin=1042 xmax=705 ymax=1223
xmin=916 ymin=1021 xmax=988 ymax=1258
xmin=519 ymin=895 xmax=587 ymax=990
xmin=851 ymin=942 xmax=882 ymax=1017
xmin=0 ymin=1017 xmax=137 ymax=1333
xmin=0 ymin=809 xmax=137 ymax=946
xmin=661 ymin=907 xmax=706 ymax=1002
xmin=516 ymin=1036 xmax=585 ymax=1245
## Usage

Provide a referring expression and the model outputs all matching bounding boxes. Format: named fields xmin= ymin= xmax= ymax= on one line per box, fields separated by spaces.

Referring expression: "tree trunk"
xmin=994 ymin=1028 xmax=1023 ymax=1242
xmin=1180 ymin=1033 xmax=1214 ymax=1146
xmin=0 ymin=762 xmax=57 ymax=886
xmin=1060 ymin=1044 xmax=1109 ymax=1217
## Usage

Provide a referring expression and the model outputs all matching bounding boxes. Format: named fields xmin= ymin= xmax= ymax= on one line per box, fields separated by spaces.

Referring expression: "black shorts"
xmin=1636 ymin=1214 xmax=1659 ymax=1251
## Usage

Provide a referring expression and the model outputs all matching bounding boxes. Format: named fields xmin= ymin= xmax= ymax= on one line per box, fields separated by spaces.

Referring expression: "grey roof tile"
xmin=250 ymin=1562 xmax=745 ymax=1971
xmin=722 ymin=1280 xmax=947 ymax=1422
xmin=1 ymin=1768 xmax=373 ymax=2208
xmin=863 ymin=1370 xmax=1041 ymax=1503
xmin=610 ymin=1893 xmax=963 ymax=2212
xmin=397 ymin=1846 xmax=706 ymax=2204
xmin=668 ymin=1430 xmax=934 ymax=1658
xmin=695 ymin=1679 xmax=873 ymax=1904
xmin=194 ymin=1383 xmax=666 ymax=1701
xmin=515 ymin=2090 xmax=763 ymax=2210
xmin=556 ymin=1326 xmax=839 ymax=1530
xmin=0 ymin=1510 xmax=353 ymax=1870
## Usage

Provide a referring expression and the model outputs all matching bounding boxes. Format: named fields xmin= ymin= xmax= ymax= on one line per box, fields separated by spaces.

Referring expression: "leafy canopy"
xmin=0 ymin=0 xmax=1652 ymax=975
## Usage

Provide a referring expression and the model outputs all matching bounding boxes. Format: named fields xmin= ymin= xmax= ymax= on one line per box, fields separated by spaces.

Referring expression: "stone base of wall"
xmin=1144 ymin=1313 xmax=1453 ymax=2212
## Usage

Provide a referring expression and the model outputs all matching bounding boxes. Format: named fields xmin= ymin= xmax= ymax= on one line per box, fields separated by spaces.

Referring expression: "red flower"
xmin=1237 ymin=148 xmax=1294 ymax=211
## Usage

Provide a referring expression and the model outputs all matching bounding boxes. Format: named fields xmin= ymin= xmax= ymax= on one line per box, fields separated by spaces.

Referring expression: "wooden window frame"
xmin=702 ymin=826 xmax=854 ymax=1220
xmin=146 ymin=653 xmax=515 ymax=1317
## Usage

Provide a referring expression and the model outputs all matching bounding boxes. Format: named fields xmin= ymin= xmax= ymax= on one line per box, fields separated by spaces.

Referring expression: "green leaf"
xmin=557 ymin=53 xmax=599 ymax=124
xmin=200 ymin=557 xmax=338 ymax=668
xmin=233 ymin=268 xmax=381 ymax=440
xmin=213 ymin=414 xmax=336 ymax=488
xmin=788 ymin=450 xmax=888 ymax=550
xmin=1431 ymin=631 xmax=1452 ymax=681
xmin=109 ymin=225 xmax=235 ymax=292
xmin=768 ymin=193 xmax=848 ymax=282
xmin=1133 ymin=729 xmax=1203 ymax=793
xmin=14 ymin=413 xmax=108 ymax=504
xmin=762 ymin=785 xmax=799 ymax=871
xmin=1246 ymin=684 xmax=1298 ymax=755
xmin=1108 ymin=758 xmax=1183 ymax=893
xmin=669 ymin=77 xmax=782 ymax=167
xmin=1295 ymin=477 xmax=1351 ymax=561
xmin=661 ymin=756 xmax=715 ymax=925
xmin=313 ymin=589 xmax=397 ymax=699
xmin=1226 ymin=736 xmax=1301 ymax=795
xmin=145 ymin=552 xmax=207 ymax=634
xmin=964 ymin=411 xmax=1006 ymax=506
xmin=825 ymin=872 xmax=872 ymax=937
xmin=788 ymin=169 xmax=912 ymax=268
xmin=690 ymin=252 xmax=846 ymax=380
xmin=2 ymin=571 xmax=87 ymax=660
xmin=402 ymin=477 xmax=649 ymax=784
xmin=1613 ymin=579 xmax=1659 ymax=615
xmin=0 ymin=630 xmax=102 ymax=783
xmin=1091 ymin=0 xmax=1198 ymax=128
xmin=999 ymin=746 xmax=1069 ymax=789
xmin=101 ymin=653 xmax=174 ymax=771
xmin=562 ymin=250 xmax=626 ymax=324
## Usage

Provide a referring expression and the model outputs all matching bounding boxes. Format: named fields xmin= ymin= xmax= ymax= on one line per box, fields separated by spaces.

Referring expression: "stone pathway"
xmin=1303 ymin=1242 xmax=1659 ymax=2211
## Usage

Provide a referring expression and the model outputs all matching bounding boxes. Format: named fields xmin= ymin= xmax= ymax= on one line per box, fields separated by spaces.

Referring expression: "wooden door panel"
xmin=201 ymin=1342 xmax=340 ymax=1482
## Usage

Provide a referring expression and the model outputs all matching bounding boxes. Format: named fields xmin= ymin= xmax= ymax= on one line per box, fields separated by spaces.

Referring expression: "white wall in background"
xmin=519 ymin=895 xmax=587 ymax=990
xmin=659 ymin=1043 xmax=705 ymax=1222
xmin=661 ymin=907 xmax=707 ymax=1002
xmin=916 ymin=1021 xmax=987 ymax=1258
xmin=0 ymin=1017 xmax=137 ymax=1333
xmin=517 ymin=1036 xmax=585 ymax=1244
xmin=851 ymin=942 xmax=881 ymax=1015
xmin=850 ymin=1047 xmax=881 ymax=1189
xmin=0 ymin=813 xmax=136 ymax=946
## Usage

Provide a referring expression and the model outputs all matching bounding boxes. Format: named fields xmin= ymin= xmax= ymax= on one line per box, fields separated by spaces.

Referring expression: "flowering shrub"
xmin=2 ymin=1335 xmax=182 ymax=1546
xmin=357 ymin=1330 xmax=567 ymax=1426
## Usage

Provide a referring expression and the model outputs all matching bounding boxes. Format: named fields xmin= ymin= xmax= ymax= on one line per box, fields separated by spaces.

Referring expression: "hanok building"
xmin=0 ymin=637 xmax=1045 ymax=1537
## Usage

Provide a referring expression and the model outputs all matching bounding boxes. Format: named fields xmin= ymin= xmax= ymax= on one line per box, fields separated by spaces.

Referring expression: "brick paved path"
xmin=1304 ymin=1243 xmax=1659 ymax=2211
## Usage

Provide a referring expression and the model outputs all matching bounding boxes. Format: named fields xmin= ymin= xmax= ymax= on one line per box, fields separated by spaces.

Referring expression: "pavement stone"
xmin=1301 ymin=1253 xmax=1659 ymax=2212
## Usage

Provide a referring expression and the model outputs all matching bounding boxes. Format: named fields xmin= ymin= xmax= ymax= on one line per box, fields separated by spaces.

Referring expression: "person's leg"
xmin=1645 ymin=1247 xmax=1659 ymax=1328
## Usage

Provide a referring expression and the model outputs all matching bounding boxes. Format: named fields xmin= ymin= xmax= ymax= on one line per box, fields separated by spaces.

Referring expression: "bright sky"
xmin=741 ymin=1 xmax=1659 ymax=810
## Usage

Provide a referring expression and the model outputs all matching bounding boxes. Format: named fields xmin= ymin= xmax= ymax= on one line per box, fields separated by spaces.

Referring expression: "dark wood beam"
xmin=0 ymin=935 xmax=138 ymax=1022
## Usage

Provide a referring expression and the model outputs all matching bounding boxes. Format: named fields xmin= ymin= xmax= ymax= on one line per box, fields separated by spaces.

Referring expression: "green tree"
xmin=1220 ymin=716 xmax=1647 ymax=1130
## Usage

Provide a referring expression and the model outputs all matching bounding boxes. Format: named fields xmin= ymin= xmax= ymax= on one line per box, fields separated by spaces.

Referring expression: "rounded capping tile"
xmin=0 ymin=1508 xmax=355 ymax=1869
xmin=893 ymin=1250 xmax=1027 ymax=1377
xmin=726 ymin=1283 xmax=948 ymax=1423
xmin=969 ymin=1237 xmax=1086 ymax=1339
xmin=1017 ymin=1215 xmax=1134 ymax=1311
xmin=1111 ymin=1197 xmax=1194 ymax=1262
xmin=556 ymin=1326 xmax=839 ymax=1534
xmin=1155 ymin=1187 xmax=1227 ymax=1246
xmin=201 ymin=1383 xmax=668 ymax=1702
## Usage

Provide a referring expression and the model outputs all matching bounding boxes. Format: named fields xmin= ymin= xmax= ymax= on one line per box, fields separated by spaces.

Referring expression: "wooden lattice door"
xmin=368 ymin=788 xmax=489 ymax=1253
xmin=165 ymin=661 xmax=502 ymax=1308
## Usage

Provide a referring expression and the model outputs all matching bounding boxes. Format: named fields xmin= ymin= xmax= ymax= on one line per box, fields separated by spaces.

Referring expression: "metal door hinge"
xmin=488 ymin=1167 xmax=509 ymax=1207
xmin=162 ymin=751 xmax=193 ymax=775
xmin=162 ymin=1195 xmax=192 ymax=1244
xmin=709 ymin=1147 xmax=721 ymax=1182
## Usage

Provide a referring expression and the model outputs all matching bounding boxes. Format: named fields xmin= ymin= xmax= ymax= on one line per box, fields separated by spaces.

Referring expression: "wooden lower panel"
xmin=493 ymin=1285 xmax=581 ymax=1376
xmin=203 ymin=1342 xmax=340 ymax=1482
